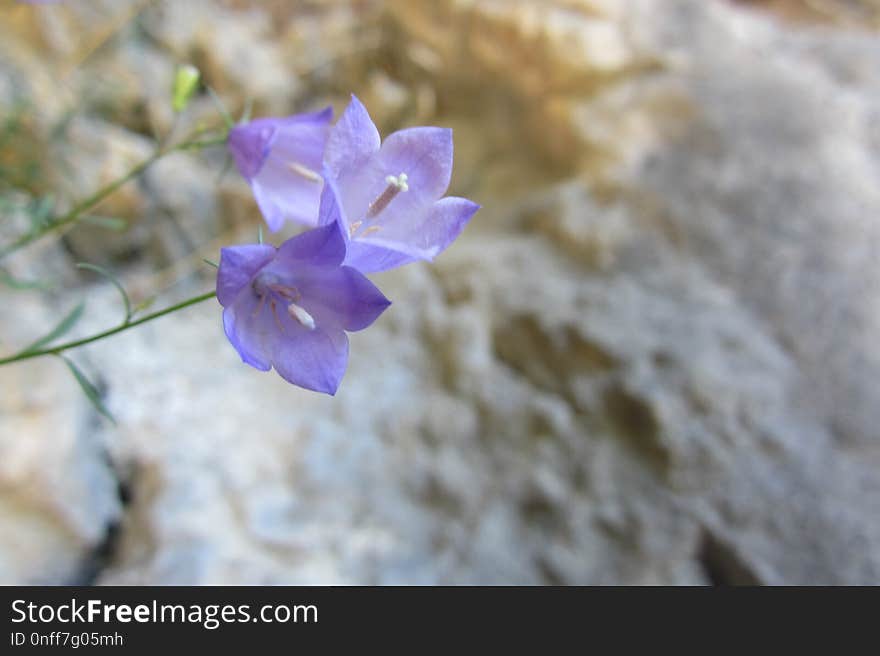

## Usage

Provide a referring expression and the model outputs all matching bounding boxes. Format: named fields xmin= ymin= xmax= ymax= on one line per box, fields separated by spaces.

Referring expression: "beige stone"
xmin=1 ymin=0 xmax=880 ymax=586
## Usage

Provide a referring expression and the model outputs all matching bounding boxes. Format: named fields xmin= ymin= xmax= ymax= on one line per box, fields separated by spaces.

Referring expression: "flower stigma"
xmin=366 ymin=172 xmax=408 ymax=219
xmin=287 ymin=302 xmax=316 ymax=330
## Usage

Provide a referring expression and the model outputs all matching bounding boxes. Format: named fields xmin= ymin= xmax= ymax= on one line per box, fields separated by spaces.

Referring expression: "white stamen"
xmin=287 ymin=161 xmax=322 ymax=183
xmin=287 ymin=302 xmax=316 ymax=330
xmin=384 ymin=172 xmax=409 ymax=192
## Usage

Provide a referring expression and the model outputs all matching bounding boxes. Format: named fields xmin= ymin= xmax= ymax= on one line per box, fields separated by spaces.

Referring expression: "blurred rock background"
xmin=1 ymin=0 xmax=879 ymax=584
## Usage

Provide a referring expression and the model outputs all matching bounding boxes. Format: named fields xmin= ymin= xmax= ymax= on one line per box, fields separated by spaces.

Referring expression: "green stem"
xmin=0 ymin=135 xmax=228 ymax=260
xmin=0 ymin=290 xmax=215 ymax=367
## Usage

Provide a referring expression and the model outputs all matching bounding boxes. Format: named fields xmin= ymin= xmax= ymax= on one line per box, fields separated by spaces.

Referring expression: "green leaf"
xmin=19 ymin=302 xmax=85 ymax=355
xmin=58 ymin=355 xmax=116 ymax=424
xmin=30 ymin=194 xmax=55 ymax=230
xmin=76 ymin=262 xmax=132 ymax=324
xmin=79 ymin=215 xmax=128 ymax=231
xmin=0 ymin=267 xmax=54 ymax=292
xmin=202 ymin=258 xmax=219 ymax=269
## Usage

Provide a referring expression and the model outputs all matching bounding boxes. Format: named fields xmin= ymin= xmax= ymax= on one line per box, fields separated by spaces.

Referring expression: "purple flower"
xmin=228 ymin=107 xmax=333 ymax=232
xmin=319 ymin=95 xmax=479 ymax=273
xmin=216 ymin=222 xmax=391 ymax=394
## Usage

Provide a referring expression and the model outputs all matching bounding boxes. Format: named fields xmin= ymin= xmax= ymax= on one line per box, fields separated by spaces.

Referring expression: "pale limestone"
xmin=1 ymin=0 xmax=879 ymax=585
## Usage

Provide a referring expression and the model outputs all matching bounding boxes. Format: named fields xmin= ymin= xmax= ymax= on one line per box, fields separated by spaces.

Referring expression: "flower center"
xmin=351 ymin=172 xmax=409 ymax=239
xmin=251 ymin=272 xmax=316 ymax=331
xmin=252 ymin=271 xmax=285 ymax=298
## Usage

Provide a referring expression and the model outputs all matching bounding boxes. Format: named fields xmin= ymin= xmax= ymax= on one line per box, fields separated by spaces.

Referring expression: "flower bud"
xmin=172 ymin=64 xmax=201 ymax=113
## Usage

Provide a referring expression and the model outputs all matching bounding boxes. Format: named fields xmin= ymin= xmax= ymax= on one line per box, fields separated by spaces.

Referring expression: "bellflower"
xmin=320 ymin=95 xmax=479 ymax=273
xmin=217 ymin=222 xmax=391 ymax=394
xmin=228 ymin=107 xmax=332 ymax=232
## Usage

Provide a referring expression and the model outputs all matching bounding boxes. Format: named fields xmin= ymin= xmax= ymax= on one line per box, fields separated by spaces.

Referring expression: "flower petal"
xmin=222 ymin=298 xmax=272 ymax=371
xmin=269 ymin=326 xmax=350 ymax=395
xmin=378 ymin=127 xmax=453 ymax=202
xmin=401 ymin=196 xmax=479 ymax=257
xmin=243 ymin=110 xmax=331 ymax=231
xmin=296 ymin=266 xmax=391 ymax=332
xmin=316 ymin=179 xmax=347 ymax=228
xmin=229 ymin=108 xmax=332 ymax=182
xmin=342 ymin=240 xmax=419 ymax=273
xmin=343 ymin=197 xmax=479 ymax=273
xmin=271 ymin=109 xmax=331 ymax=172
xmin=274 ymin=222 xmax=346 ymax=268
xmin=279 ymin=106 xmax=334 ymax=128
xmin=250 ymin=166 xmax=323 ymax=231
xmin=228 ymin=119 xmax=277 ymax=181
xmin=326 ymin=127 xmax=454 ymax=249
xmin=324 ymin=95 xmax=380 ymax=178
xmin=216 ymin=243 xmax=276 ymax=306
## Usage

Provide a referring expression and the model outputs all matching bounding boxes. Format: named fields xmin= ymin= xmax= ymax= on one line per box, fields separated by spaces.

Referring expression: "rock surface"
xmin=1 ymin=0 xmax=879 ymax=584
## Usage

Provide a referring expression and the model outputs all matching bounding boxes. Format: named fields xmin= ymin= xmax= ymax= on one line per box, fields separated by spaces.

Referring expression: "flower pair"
xmin=217 ymin=96 xmax=479 ymax=394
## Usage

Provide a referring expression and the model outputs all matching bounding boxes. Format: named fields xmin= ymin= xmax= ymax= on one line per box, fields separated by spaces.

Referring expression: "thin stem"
xmin=0 ymin=152 xmax=159 ymax=258
xmin=0 ymin=135 xmax=228 ymax=260
xmin=0 ymin=290 xmax=215 ymax=367
xmin=175 ymin=137 xmax=229 ymax=151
